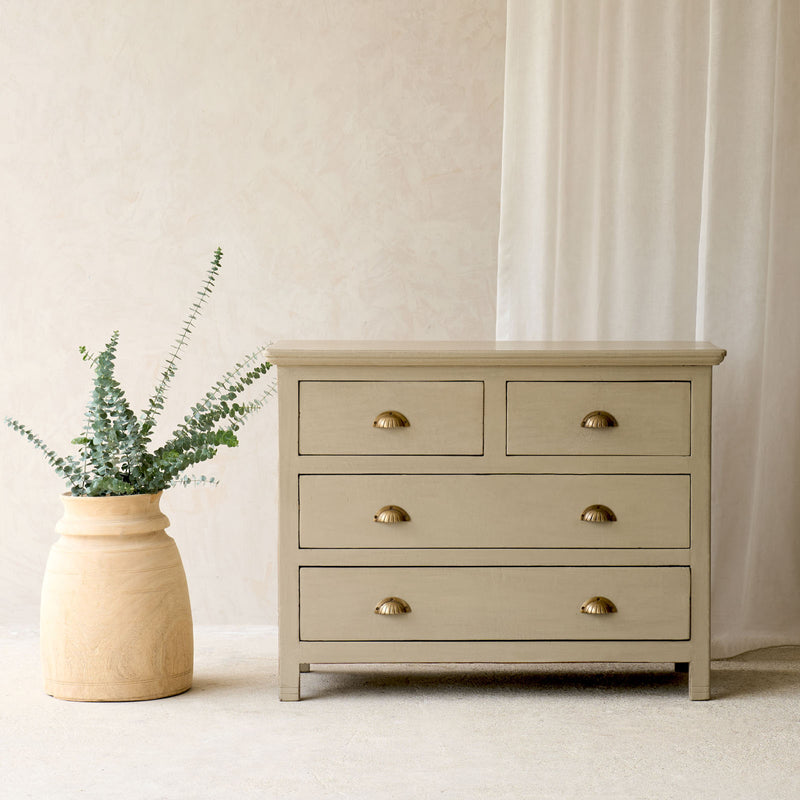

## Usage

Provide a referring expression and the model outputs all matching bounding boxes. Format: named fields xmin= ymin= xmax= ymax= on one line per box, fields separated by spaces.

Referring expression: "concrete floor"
xmin=2 ymin=626 xmax=799 ymax=799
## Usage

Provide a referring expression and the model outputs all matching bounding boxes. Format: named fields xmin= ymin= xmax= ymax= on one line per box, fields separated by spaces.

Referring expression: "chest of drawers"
xmin=268 ymin=341 xmax=726 ymax=701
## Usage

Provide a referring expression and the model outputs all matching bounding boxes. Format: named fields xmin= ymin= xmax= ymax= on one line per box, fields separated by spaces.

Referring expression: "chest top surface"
xmin=266 ymin=340 xmax=726 ymax=367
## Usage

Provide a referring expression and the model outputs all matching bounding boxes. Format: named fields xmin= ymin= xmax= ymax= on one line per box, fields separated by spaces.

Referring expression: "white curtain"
xmin=497 ymin=0 xmax=800 ymax=658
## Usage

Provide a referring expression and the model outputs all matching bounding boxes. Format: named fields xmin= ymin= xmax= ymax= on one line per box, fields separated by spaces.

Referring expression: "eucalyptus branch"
xmin=4 ymin=418 xmax=82 ymax=490
xmin=166 ymin=351 xmax=272 ymax=442
xmin=4 ymin=248 xmax=273 ymax=497
xmin=139 ymin=247 xmax=223 ymax=443
xmin=78 ymin=345 xmax=98 ymax=367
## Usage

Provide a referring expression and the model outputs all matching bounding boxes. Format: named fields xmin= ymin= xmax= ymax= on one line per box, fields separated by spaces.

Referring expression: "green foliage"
xmin=4 ymin=247 xmax=274 ymax=496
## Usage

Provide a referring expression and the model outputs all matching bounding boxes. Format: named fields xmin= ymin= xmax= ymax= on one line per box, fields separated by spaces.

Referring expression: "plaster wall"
xmin=0 ymin=1 xmax=506 ymax=624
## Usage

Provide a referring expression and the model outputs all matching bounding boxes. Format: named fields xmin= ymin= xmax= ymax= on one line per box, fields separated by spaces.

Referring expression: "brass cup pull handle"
xmin=374 ymin=505 xmax=411 ymax=524
xmin=580 ymin=504 xmax=617 ymax=523
xmin=581 ymin=410 xmax=618 ymax=429
xmin=580 ymin=596 xmax=618 ymax=615
xmin=374 ymin=597 xmax=412 ymax=615
xmin=373 ymin=410 xmax=410 ymax=429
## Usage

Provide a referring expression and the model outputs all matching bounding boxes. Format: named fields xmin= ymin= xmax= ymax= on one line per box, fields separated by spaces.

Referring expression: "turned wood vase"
xmin=40 ymin=492 xmax=193 ymax=701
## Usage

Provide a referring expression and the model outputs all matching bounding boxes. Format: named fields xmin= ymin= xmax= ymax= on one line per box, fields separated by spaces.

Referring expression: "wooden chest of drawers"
xmin=268 ymin=341 xmax=726 ymax=701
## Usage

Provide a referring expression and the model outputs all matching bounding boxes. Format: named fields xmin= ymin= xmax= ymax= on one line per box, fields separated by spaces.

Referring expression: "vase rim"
xmin=57 ymin=492 xmax=170 ymax=536
xmin=60 ymin=491 xmax=164 ymax=499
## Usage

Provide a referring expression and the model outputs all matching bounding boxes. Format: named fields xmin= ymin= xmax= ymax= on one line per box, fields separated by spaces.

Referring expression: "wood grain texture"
xmin=41 ymin=493 xmax=193 ymax=702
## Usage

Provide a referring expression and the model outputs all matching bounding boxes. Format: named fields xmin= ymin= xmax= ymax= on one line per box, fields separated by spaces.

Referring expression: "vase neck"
xmin=56 ymin=493 xmax=170 ymax=537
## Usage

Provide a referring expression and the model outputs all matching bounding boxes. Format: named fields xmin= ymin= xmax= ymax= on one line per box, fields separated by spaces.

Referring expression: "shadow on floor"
xmin=299 ymin=664 xmax=690 ymax=700
xmin=187 ymin=647 xmax=800 ymax=701
xmin=295 ymin=658 xmax=800 ymax=701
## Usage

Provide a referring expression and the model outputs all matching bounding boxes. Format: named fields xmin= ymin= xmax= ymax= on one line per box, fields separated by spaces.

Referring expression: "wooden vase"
xmin=40 ymin=492 xmax=193 ymax=701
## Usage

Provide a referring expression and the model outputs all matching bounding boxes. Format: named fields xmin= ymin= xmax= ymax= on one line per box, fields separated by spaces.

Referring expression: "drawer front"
xmin=299 ymin=474 xmax=690 ymax=549
xmin=299 ymin=381 xmax=484 ymax=455
xmin=300 ymin=567 xmax=690 ymax=641
xmin=507 ymin=381 xmax=691 ymax=456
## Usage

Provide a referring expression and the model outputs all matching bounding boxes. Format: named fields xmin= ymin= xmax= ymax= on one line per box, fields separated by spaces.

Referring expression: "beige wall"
xmin=0 ymin=1 xmax=506 ymax=624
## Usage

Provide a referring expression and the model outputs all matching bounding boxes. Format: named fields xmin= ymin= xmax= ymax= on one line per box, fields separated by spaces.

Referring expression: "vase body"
xmin=41 ymin=492 xmax=193 ymax=701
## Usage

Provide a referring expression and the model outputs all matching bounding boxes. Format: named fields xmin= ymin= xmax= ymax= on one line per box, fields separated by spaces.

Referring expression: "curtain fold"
xmin=497 ymin=0 xmax=800 ymax=657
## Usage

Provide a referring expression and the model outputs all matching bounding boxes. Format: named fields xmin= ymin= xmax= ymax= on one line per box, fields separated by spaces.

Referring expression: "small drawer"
xmin=299 ymin=381 xmax=484 ymax=455
xmin=300 ymin=567 xmax=690 ymax=641
xmin=507 ymin=381 xmax=691 ymax=456
xmin=299 ymin=474 xmax=690 ymax=549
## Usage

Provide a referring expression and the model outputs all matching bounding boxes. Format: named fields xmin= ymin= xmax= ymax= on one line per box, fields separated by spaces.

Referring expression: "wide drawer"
xmin=507 ymin=381 xmax=691 ymax=455
xmin=299 ymin=474 xmax=690 ymax=548
xmin=300 ymin=567 xmax=690 ymax=641
xmin=298 ymin=381 xmax=484 ymax=455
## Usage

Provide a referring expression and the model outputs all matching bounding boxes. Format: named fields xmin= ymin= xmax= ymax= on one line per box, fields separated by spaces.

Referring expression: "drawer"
xmin=299 ymin=474 xmax=690 ymax=549
xmin=507 ymin=381 xmax=691 ymax=456
xmin=299 ymin=381 xmax=484 ymax=455
xmin=300 ymin=567 xmax=690 ymax=641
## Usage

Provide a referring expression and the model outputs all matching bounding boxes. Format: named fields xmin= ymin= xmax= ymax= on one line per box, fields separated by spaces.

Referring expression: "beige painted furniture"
xmin=268 ymin=341 xmax=726 ymax=701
